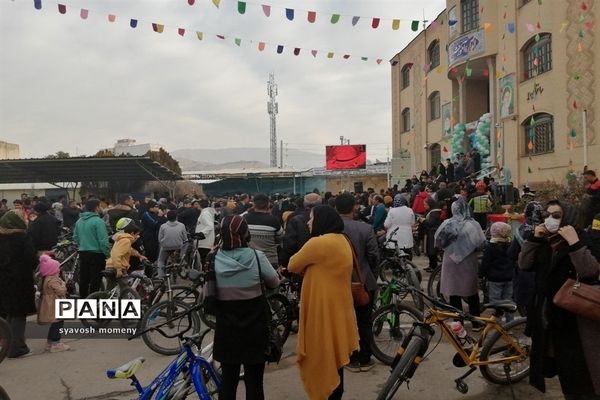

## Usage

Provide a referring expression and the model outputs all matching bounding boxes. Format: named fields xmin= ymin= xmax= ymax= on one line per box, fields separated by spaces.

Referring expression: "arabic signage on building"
xmin=448 ymin=29 xmax=485 ymax=66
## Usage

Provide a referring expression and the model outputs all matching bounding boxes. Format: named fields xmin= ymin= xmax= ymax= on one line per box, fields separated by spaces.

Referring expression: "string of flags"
xmin=29 ymin=0 xmax=387 ymax=65
xmin=188 ymin=0 xmax=426 ymax=32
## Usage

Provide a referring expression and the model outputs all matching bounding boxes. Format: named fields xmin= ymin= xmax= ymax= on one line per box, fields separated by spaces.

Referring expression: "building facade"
xmin=106 ymin=139 xmax=163 ymax=156
xmin=0 ymin=141 xmax=20 ymax=159
xmin=391 ymin=0 xmax=598 ymax=186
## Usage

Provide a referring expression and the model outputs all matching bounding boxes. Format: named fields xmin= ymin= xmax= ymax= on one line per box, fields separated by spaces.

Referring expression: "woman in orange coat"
xmin=288 ymin=205 xmax=359 ymax=400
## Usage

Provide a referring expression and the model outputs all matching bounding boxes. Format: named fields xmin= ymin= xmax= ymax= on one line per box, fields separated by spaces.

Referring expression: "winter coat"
xmin=28 ymin=212 xmax=60 ymax=251
xmin=440 ymin=251 xmax=480 ymax=297
xmin=38 ymin=275 xmax=67 ymax=324
xmin=107 ymin=205 xmax=140 ymax=232
xmin=61 ymin=206 xmax=80 ymax=229
xmin=507 ymin=239 xmax=536 ymax=307
xmin=280 ymin=210 xmax=311 ymax=267
xmin=0 ymin=231 xmax=37 ymax=316
xmin=384 ymin=206 xmax=415 ymax=250
xmin=106 ymin=233 xmax=141 ymax=276
xmin=342 ymin=216 xmax=380 ymax=292
xmin=412 ymin=192 xmax=430 ymax=215
xmin=73 ymin=212 xmax=110 ymax=257
xmin=213 ymin=247 xmax=279 ymax=365
xmin=519 ymin=233 xmax=600 ymax=395
xmin=288 ymin=234 xmax=359 ymax=399
xmin=480 ymin=241 xmax=514 ymax=282
xmin=421 ymin=209 xmax=442 ymax=257
xmin=195 ymin=207 xmax=216 ymax=249
xmin=159 ymin=221 xmax=188 ymax=250
xmin=244 ymin=211 xmax=283 ymax=268
xmin=176 ymin=207 xmax=200 ymax=233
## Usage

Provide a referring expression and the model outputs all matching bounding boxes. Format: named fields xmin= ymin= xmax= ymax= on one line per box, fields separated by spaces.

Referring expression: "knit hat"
xmin=39 ymin=254 xmax=60 ymax=277
xmin=0 ymin=211 xmax=27 ymax=232
xmin=303 ymin=193 xmax=322 ymax=208
xmin=383 ymin=195 xmax=393 ymax=206
xmin=490 ymin=222 xmax=512 ymax=242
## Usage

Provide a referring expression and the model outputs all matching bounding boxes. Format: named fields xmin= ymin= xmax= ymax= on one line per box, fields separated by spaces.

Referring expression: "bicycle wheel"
xmin=200 ymin=363 xmax=220 ymax=399
xmin=119 ymin=288 xmax=141 ymax=329
xmin=371 ymin=303 xmax=423 ymax=365
xmin=266 ymin=293 xmax=292 ymax=344
xmin=426 ymin=266 xmax=444 ymax=301
xmin=479 ymin=318 xmax=530 ymax=384
xmin=0 ymin=318 xmax=11 ymax=364
xmin=80 ymin=291 xmax=113 ymax=329
xmin=0 ymin=385 xmax=10 ymax=400
xmin=376 ymin=336 xmax=423 ymax=400
xmin=378 ymin=259 xmax=394 ymax=283
xmin=140 ymin=299 xmax=201 ymax=355
xmin=403 ymin=261 xmax=424 ymax=311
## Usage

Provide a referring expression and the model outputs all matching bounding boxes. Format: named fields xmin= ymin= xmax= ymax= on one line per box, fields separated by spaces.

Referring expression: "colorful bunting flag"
xmin=530 ymin=116 xmax=535 ymax=125
xmin=484 ymin=23 xmax=492 ymax=32
xmin=577 ymin=42 xmax=583 ymax=52
xmin=258 ymin=42 xmax=265 ymax=51
xmin=58 ymin=3 xmax=66 ymax=14
xmin=573 ymin=100 xmax=578 ymax=109
xmin=130 ymin=19 xmax=138 ymax=28
xmin=343 ymin=54 xmax=350 ymax=59
xmin=392 ymin=19 xmax=400 ymax=30
xmin=188 ymin=0 xmax=195 ymax=5
xmin=34 ymin=0 xmax=42 ymax=10
xmin=216 ymin=34 xmax=225 ymax=39
xmin=372 ymin=18 xmax=380 ymax=29
xmin=152 ymin=23 xmax=164 ymax=33
xmin=560 ymin=21 xmax=569 ymax=32
xmin=234 ymin=38 xmax=241 ymax=46
xmin=277 ymin=45 xmax=284 ymax=54
xmin=448 ymin=20 xmax=457 ymax=26
xmin=262 ymin=5 xmax=271 ymax=17
xmin=237 ymin=1 xmax=246 ymax=15
xmin=311 ymin=50 xmax=317 ymax=57
xmin=482 ymin=69 xmax=489 ymax=77
xmin=307 ymin=11 xmax=316 ymax=23
xmin=108 ymin=14 xmax=116 ymax=22
xmin=327 ymin=52 xmax=334 ymax=59
xmin=584 ymin=21 xmax=593 ymax=30
xmin=212 ymin=0 xmax=221 ymax=8
xmin=196 ymin=31 xmax=203 ymax=40
xmin=411 ymin=20 xmax=419 ymax=31
xmin=581 ymin=2 xmax=588 ymax=11
xmin=528 ymin=166 xmax=532 ymax=173
xmin=528 ymin=141 xmax=534 ymax=151
xmin=536 ymin=21 xmax=542 ymax=30
xmin=178 ymin=28 xmax=185 ymax=36
xmin=507 ymin=22 xmax=515 ymax=33
xmin=294 ymin=48 xmax=301 ymax=55
xmin=526 ymin=23 xmax=535 ymax=32
xmin=376 ymin=59 xmax=383 ymax=64
xmin=579 ymin=30 xmax=585 ymax=38
xmin=352 ymin=16 xmax=360 ymax=26
xmin=361 ymin=57 xmax=368 ymax=61
xmin=331 ymin=14 xmax=340 ymax=24
xmin=535 ymin=33 xmax=540 ymax=42
xmin=465 ymin=67 xmax=472 ymax=77
xmin=285 ymin=8 xmax=294 ymax=21
xmin=570 ymin=128 xmax=577 ymax=138
xmin=80 ymin=8 xmax=88 ymax=19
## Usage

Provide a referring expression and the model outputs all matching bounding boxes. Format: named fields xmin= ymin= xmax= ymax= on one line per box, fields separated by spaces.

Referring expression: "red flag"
xmin=188 ymin=0 xmax=195 ymax=4
xmin=372 ymin=18 xmax=380 ymax=29
xmin=178 ymin=28 xmax=185 ymax=36
xmin=58 ymin=4 xmax=66 ymax=14
xmin=307 ymin=11 xmax=316 ymax=23
xmin=581 ymin=2 xmax=588 ymax=11
xmin=573 ymin=100 xmax=578 ymax=109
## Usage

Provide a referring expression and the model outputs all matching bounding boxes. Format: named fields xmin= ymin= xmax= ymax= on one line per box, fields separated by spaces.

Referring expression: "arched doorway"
xmin=430 ymin=143 xmax=441 ymax=171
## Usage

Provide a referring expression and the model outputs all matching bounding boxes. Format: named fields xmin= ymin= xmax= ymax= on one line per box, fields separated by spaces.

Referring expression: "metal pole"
xmin=387 ymin=145 xmax=391 ymax=188
xmin=583 ymin=109 xmax=588 ymax=168
xmin=280 ymin=140 xmax=283 ymax=168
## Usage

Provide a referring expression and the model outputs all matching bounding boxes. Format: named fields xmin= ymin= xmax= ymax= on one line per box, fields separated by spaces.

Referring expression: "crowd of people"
xmin=0 ymin=166 xmax=599 ymax=399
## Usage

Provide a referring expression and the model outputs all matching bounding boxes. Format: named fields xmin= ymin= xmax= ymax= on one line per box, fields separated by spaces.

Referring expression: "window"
xmin=522 ymin=33 xmax=552 ymax=80
xmin=429 ymin=91 xmax=441 ymax=120
xmin=402 ymin=108 xmax=411 ymax=132
xmin=401 ymin=64 xmax=412 ymax=89
xmin=428 ymin=41 xmax=440 ymax=69
xmin=523 ymin=113 xmax=554 ymax=155
xmin=430 ymin=144 xmax=441 ymax=169
xmin=461 ymin=0 xmax=479 ymax=33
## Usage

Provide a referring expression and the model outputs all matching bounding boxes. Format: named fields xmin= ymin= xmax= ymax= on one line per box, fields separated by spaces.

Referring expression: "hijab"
xmin=310 ymin=205 xmax=344 ymax=237
xmin=393 ymin=194 xmax=409 ymax=208
xmin=0 ymin=210 xmax=27 ymax=234
xmin=220 ymin=215 xmax=250 ymax=250
xmin=434 ymin=198 xmax=485 ymax=263
xmin=515 ymin=201 xmax=543 ymax=245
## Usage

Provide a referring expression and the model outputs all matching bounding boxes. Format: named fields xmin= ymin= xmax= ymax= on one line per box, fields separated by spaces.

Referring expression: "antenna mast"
xmin=267 ymin=73 xmax=278 ymax=168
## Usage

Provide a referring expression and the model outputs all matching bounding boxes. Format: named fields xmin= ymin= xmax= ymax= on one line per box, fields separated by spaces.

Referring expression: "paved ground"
xmin=0 ymin=256 xmax=564 ymax=400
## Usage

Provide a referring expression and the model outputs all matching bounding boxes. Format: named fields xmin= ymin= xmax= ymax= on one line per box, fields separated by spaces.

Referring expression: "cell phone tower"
xmin=267 ymin=73 xmax=278 ymax=168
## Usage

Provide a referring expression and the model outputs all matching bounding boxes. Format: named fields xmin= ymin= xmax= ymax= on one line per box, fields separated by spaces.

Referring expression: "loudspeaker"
xmin=354 ymin=182 xmax=364 ymax=193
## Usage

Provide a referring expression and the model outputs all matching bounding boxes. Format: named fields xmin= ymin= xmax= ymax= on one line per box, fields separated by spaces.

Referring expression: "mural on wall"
xmin=442 ymin=102 xmax=452 ymax=136
xmin=499 ymin=73 xmax=516 ymax=119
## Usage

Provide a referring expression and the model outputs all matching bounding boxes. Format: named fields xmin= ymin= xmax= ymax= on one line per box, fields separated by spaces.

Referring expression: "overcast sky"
xmin=0 ymin=0 xmax=445 ymax=163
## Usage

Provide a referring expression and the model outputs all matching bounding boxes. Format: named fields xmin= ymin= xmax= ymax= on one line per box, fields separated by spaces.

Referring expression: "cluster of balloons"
xmin=470 ymin=113 xmax=492 ymax=171
xmin=451 ymin=123 xmax=466 ymax=160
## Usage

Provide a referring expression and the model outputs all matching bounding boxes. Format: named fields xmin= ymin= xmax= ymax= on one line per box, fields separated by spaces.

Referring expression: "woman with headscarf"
xmin=288 ymin=205 xmax=359 ymax=399
xmin=383 ymin=194 xmax=415 ymax=258
xmin=518 ymin=201 xmax=600 ymax=398
xmin=434 ymin=198 xmax=486 ymax=328
xmin=212 ymin=215 xmax=280 ymax=400
xmin=507 ymin=201 xmax=544 ymax=316
xmin=0 ymin=211 xmax=37 ymax=358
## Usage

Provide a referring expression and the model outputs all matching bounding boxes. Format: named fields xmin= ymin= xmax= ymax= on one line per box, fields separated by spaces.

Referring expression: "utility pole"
xmin=267 ymin=73 xmax=278 ymax=168
xmin=280 ymin=140 xmax=283 ymax=169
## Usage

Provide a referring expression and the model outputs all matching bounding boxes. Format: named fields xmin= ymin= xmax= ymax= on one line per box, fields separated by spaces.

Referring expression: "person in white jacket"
xmin=384 ymin=194 xmax=415 ymax=258
xmin=195 ymin=199 xmax=216 ymax=267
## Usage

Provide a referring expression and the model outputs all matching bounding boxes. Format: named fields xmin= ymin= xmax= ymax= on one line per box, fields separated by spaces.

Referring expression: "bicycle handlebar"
xmin=395 ymin=280 xmax=473 ymax=320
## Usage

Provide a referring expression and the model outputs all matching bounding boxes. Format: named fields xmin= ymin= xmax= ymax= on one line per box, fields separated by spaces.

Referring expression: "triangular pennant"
xmin=372 ymin=18 xmax=380 ymax=29
xmin=536 ymin=21 xmax=542 ymax=30
xmin=196 ymin=31 xmax=203 ymax=40
xmin=293 ymin=48 xmax=301 ymax=56
xmin=311 ymin=50 xmax=318 ymax=57
xmin=573 ymin=100 xmax=578 ymax=109
xmin=448 ymin=19 xmax=457 ymax=26
xmin=577 ymin=42 xmax=583 ymax=52
xmin=391 ymin=60 xmax=398 ymax=66
xmin=234 ymin=38 xmax=242 ymax=46
xmin=285 ymin=8 xmax=294 ymax=21
xmin=108 ymin=14 xmax=116 ymax=23
xmin=237 ymin=1 xmax=246 ymax=15
xmin=560 ymin=21 xmax=569 ymax=32
xmin=579 ymin=30 xmax=585 ymax=38
xmin=331 ymin=14 xmax=340 ymax=24
xmin=178 ymin=28 xmax=185 ymax=37
xmin=535 ymin=33 xmax=540 ymax=42
xmin=443 ymin=146 xmax=448 ymax=152
xmin=376 ymin=59 xmax=383 ymax=64
xmin=262 ymin=5 xmax=271 ymax=17
xmin=584 ymin=21 xmax=594 ymax=30
xmin=212 ymin=0 xmax=221 ymax=8
xmin=392 ymin=19 xmax=400 ymax=30
xmin=58 ymin=3 xmax=66 ymax=14
xmin=216 ymin=34 xmax=225 ymax=39
xmin=581 ymin=2 xmax=588 ymax=11
xmin=528 ymin=166 xmax=532 ymax=173
xmin=188 ymin=0 xmax=195 ymax=5
xmin=277 ymin=45 xmax=284 ymax=54
xmin=530 ymin=116 xmax=535 ymax=125
xmin=130 ymin=19 xmax=138 ymax=28
xmin=361 ymin=57 xmax=368 ymax=61
xmin=411 ymin=20 xmax=419 ymax=31
xmin=327 ymin=52 xmax=334 ymax=59
xmin=258 ymin=42 xmax=265 ymax=51
xmin=307 ymin=11 xmax=316 ymax=23
xmin=526 ymin=23 xmax=535 ymax=32
xmin=570 ymin=141 xmax=575 ymax=151
xmin=528 ymin=141 xmax=534 ymax=150
xmin=352 ymin=16 xmax=360 ymax=26
xmin=152 ymin=23 xmax=164 ymax=33
xmin=484 ymin=23 xmax=492 ymax=32
xmin=80 ymin=8 xmax=88 ymax=19
xmin=34 ymin=0 xmax=42 ymax=10
xmin=465 ymin=67 xmax=472 ymax=77
xmin=507 ymin=22 xmax=515 ymax=33
xmin=343 ymin=54 xmax=350 ymax=59
xmin=570 ymin=128 xmax=577 ymax=138
xmin=482 ymin=69 xmax=489 ymax=77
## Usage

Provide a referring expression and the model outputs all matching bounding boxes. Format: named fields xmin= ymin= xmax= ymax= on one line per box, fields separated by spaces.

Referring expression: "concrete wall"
xmin=0 ymin=141 xmax=20 ymax=159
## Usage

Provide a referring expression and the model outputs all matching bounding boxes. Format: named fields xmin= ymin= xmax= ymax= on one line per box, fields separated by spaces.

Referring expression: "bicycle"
xmin=107 ymin=307 xmax=220 ymax=400
xmin=371 ymin=302 xmax=423 ymax=365
xmin=0 ymin=316 xmax=11 ymax=364
xmin=52 ymin=239 xmax=81 ymax=298
xmin=377 ymin=283 xmax=530 ymax=400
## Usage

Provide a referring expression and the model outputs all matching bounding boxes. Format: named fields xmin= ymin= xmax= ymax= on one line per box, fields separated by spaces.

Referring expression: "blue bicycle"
xmin=106 ymin=306 xmax=221 ymax=399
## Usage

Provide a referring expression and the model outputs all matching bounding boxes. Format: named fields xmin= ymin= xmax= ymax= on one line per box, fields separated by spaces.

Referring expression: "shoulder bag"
xmin=254 ymin=250 xmax=284 ymax=364
xmin=344 ymin=235 xmax=370 ymax=307
xmin=553 ymin=276 xmax=600 ymax=322
xmin=201 ymin=251 xmax=219 ymax=316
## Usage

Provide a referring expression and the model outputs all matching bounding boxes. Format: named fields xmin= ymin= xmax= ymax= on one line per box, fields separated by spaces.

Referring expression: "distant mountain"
xmin=171 ymin=148 xmax=325 ymax=171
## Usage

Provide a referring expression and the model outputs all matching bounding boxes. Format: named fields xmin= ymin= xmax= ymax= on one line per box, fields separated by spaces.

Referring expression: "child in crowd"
xmin=480 ymin=222 xmax=515 ymax=322
xmin=106 ymin=218 xmax=146 ymax=278
xmin=37 ymin=254 xmax=70 ymax=353
xmin=157 ymin=210 xmax=188 ymax=278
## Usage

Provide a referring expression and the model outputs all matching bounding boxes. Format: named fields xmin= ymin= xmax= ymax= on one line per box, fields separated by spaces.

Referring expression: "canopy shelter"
xmin=0 ymin=157 xmax=182 ymax=197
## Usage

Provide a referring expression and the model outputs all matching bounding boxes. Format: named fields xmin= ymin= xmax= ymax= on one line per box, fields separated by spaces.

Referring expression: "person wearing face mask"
xmin=518 ymin=200 xmax=600 ymax=398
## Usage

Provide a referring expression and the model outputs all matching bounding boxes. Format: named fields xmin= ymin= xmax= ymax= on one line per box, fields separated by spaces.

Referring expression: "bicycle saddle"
xmin=106 ymin=357 xmax=145 ymax=379
xmin=483 ymin=301 xmax=517 ymax=313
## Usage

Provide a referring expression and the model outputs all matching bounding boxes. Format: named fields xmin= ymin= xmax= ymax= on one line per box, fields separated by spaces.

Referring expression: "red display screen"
xmin=325 ymin=145 xmax=367 ymax=170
